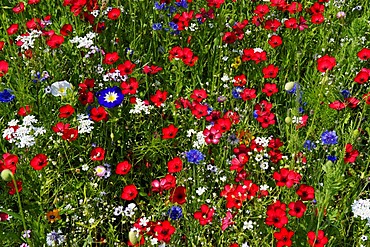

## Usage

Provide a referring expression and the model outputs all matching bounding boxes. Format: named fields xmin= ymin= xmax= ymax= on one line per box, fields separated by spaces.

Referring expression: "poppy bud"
xmin=353 ymin=129 xmax=359 ymax=138
xmin=285 ymin=82 xmax=295 ymax=91
xmin=128 ymin=231 xmax=138 ymax=245
xmin=285 ymin=117 xmax=292 ymax=124
xmin=1 ymin=169 xmax=13 ymax=181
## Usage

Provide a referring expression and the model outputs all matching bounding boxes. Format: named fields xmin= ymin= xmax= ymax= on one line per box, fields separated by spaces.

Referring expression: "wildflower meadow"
xmin=0 ymin=0 xmax=370 ymax=246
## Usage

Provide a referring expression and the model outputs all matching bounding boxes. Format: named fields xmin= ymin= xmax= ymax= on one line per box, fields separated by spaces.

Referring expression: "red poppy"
xmin=256 ymin=111 xmax=276 ymax=128
xmin=317 ymin=55 xmax=336 ymax=72
xmin=284 ymin=18 xmax=298 ymax=29
xmin=59 ymin=104 xmax=75 ymax=118
xmin=7 ymin=180 xmax=22 ymax=195
xmin=61 ymin=127 xmax=78 ymax=142
xmin=18 ymin=105 xmax=32 ymax=116
xmin=222 ymin=32 xmax=237 ymax=44
xmin=0 ymin=41 xmax=4 ymax=51
xmin=169 ymin=186 xmax=186 ymax=204
xmin=262 ymin=64 xmax=279 ymax=79
xmin=30 ymin=154 xmax=48 ymax=170
xmin=121 ymin=184 xmax=138 ymax=201
xmin=207 ymin=0 xmax=225 ymax=8
xmin=46 ymin=34 xmax=64 ymax=49
xmin=357 ymin=48 xmax=370 ymax=60
xmin=240 ymin=88 xmax=256 ymax=101
xmin=309 ymin=2 xmax=325 ymax=14
xmin=268 ymin=138 xmax=284 ymax=150
xmin=0 ymin=153 xmax=19 ymax=174
xmin=26 ymin=18 xmax=41 ymax=30
xmin=254 ymin=4 xmax=269 ymax=18
xmin=273 ymin=168 xmax=302 ymax=188
xmin=150 ymin=90 xmax=167 ymax=107
xmin=287 ymin=2 xmax=302 ymax=14
xmin=28 ymin=0 xmax=40 ymax=4
xmin=296 ymin=184 xmax=315 ymax=201
xmin=167 ymin=157 xmax=183 ymax=173
xmin=311 ymin=14 xmax=325 ymax=24
xmin=0 ymin=212 xmax=9 ymax=221
xmin=103 ymin=52 xmax=120 ymax=65
xmin=90 ymin=106 xmax=108 ymax=122
xmin=230 ymin=153 xmax=249 ymax=172
xmin=190 ymin=89 xmax=207 ymax=102
xmin=221 ymin=211 xmax=234 ymax=231
xmin=266 ymin=207 xmax=288 ymax=229
xmin=328 ymin=101 xmax=345 ymax=110
xmin=60 ymin=24 xmax=73 ymax=36
xmin=191 ymin=102 xmax=208 ymax=119
xmin=194 ymin=204 xmax=215 ymax=225
xmin=345 ymin=97 xmax=359 ymax=108
xmin=0 ymin=60 xmax=9 ymax=77
xmin=152 ymin=174 xmax=177 ymax=194
xmin=154 ymin=220 xmax=176 ymax=243
xmin=162 ymin=124 xmax=178 ymax=139
xmin=142 ymin=65 xmax=162 ymax=74
xmin=242 ymin=48 xmax=255 ymax=61
xmin=215 ymin=118 xmax=231 ymax=133
xmin=12 ymin=2 xmax=25 ymax=13
xmin=262 ymin=83 xmax=279 ymax=97
xmin=107 ymin=8 xmax=121 ymax=20
xmin=233 ymin=74 xmax=247 ymax=87
xmin=264 ymin=19 xmax=281 ymax=32
xmin=116 ymin=161 xmax=132 ymax=175
xmin=90 ymin=147 xmax=105 ymax=161
xmin=288 ymin=200 xmax=307 ymax=218
xmin=252 ymin=50 xmax=267 ymax=64
xmin=354 ymin=71 xmax=369 ymax=84
xmin=268 ymin=35 xmax=283 ymax=48
xmin=269 ymin=150 xmax=283 ymax=163
xmin=7 ymin=24 xmax=19 ymax=36
xmin=307 ymin=230 xmax=328 ymax=247
xmin=344 ymin=143 xmax=359 ymax=164
xmin=274 ymin=227 xmax=294 ymax=247
xmin=118 ymin=60 xmax=136 ymax=75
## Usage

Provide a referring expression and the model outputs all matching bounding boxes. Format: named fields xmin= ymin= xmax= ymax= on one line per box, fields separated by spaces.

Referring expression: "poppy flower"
xmin=344 ymin=143 xmax=359 ymax=164
xmin=262 ymin=83 xmax=279 ymax=97
xmin=169 ymin=186 xmax=186 ymax=204
xmin=7 ymin=24 xmax=19 ymax=35
xmin=162 ymin=124 xmax=178 ymax=139
xmin=90 ymin=106 xmax=108 ymax=122
xmin=222 ymin=32 xmax=237 ymax=44
xmin=7 ymin=180 xmax=22 ymax=195
xmin=0 ymin=60 xmax=9 ymax=77
xmin=107 ymin=8 xmax=121 ymax=20
xmin=274 ymin=227 xmax=294 ymax=247
xmin=296 ymin=184 xmax=315 ymax=201
xmin=317 ymin=55 xmax=336 ymax=72
xmin=118 ymin=60 xmax=136 ymax=75
xmin=30 ymin=154 xmax=48 ymax=170
xmin=288 ymin=200 xmax=307 ymax=218
xmin=150 ymin=90 xmax=167 ymax=107
xmin=18 ymin=105 xmax=32 ymax=116
xmin=46 ymin=34 xmax=64 ymax=49
xmin=273 ymin=168 xmax=302 ymax=188
xmin=96 ymin=86 xmax=124 ymax=108
xmin=264 ymin=19 xmax=281 ymax=32
xmin=61 ymin=127 xmax=78 ymax=142
xmin=203 ymin=126 xmax=222 ymax=144
xmin=154 ymin=220 xmax=176 ymax=243
xmin=190 ymin=89 xmax=207 ymax=102
xmin=357 ymin=48 xmax=370 ymax=60
xmin=58 ymin=104 xmax=75 ymax=118
xmin=60 ymin=24 xmax=73 ymax=36
xmin=307 ymin=230 xmax=328 ymax=247
xmin=103 ymin=52 xmax=120 ymax=65
xmin=0 ymin=153 xmax=19 ymax=174
xmin=167 ymin=157 xmax=183 ymax=173
xmin=240 ymin=88 xmax=257 ymax=101
xmin=142 ymin=65 xmax=162 ymax=74
xmin=0 ymin=212 xmax=9 ymax=221
xmin=265 ymin=207 xmax=288 ymax=229
xmin=262 ymin=64 xmax=279 ymax=78
xmin=121 ymin=184 xmax=138 ymax=201
xmin=329 ymin=101 xmax=345 ymax=110
xmin=254 ymin=4 xmax=269 ymax=18
xmin=268 ymin=35 xmax=283 ymax=48
xmin=90 ymin=147 xmax=105 ymax=161
xmin=221 ymin=211 xmax=234 ymax=231
xmin=230 ymin=153 xmax=249 ymax=172
xmin=116 ymin=161 xmax=132 ymax=175
xmin=194 ymin=204 xmax=215 ymax=225
xmin=354 ymin=71 xmax=369 ymax=84
xmin=46 ymin=209 xmax=61 ymax=223
xmin=12 ymin=2 xmax=25 ymax=13
xmin=284 ymin=18 xmax=298 ymax=29
xmin=311 ymin=14 xmax=325 ymax=24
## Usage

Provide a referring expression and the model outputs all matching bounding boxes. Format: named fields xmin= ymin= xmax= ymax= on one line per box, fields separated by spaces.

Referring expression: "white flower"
xmin=361 ymin=235 xmax=368 ymax=241
xmin=7 ymin=119 xmax=19 ymax=126
xmin=260 ymin=184 xmax=270 ymax=191
xmin=260 ymin=162 xmax=269 ymax=170
xmin=243 ymin=220 xmax=254 ymax=230
xmin=50 ymin=81 xmax=73 ymax=97
xmin=82 ymin=164 xmax=89 ymax=171
xmin=139 ymin=217 xmax=149 ymax=227
xmin=150 ymin=237 xmax=159 ymax=245
xmin=46 ymin=230 xmax=65 ymax=246
xmin=221 ymin=74 xmax=230 ymax=82
xmin=196 ymin=187 xmax=207 ymax=196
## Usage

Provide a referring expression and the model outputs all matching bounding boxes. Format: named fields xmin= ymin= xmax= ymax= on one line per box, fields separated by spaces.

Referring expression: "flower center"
xmin=104 ymin=92 xmax=118 ymax=103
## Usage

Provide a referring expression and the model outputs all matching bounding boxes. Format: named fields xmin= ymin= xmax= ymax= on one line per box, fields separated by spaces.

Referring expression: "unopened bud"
xmin=128 ymin=231 xmax=138 ymax=245
xmin=285 ymin=117 xmax=292 ymax=124
xmin=285 ymin=82 xmax=295 ymax=91
xmin=1 ymin=169 xmax=13 ymax=181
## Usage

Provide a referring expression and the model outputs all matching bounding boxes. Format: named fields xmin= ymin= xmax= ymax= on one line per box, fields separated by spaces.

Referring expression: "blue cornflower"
xmin=327 ymin=155 xmax=337 ymax=162
xmin=154 ymin=2 xmax=166 ymax=10
xmin=96 ymin=86 xmax=124 ymax=108
xmin=340 ymin=89 xmax=350 ymax=98
xmin=232 ymin=87 xmax=243 ymax=99
xmin=168 ymin=6 xmax=177 ymax=14
xmin=0 ymin=89 xmax=15 ymax=103
xmin=169 ymin=22 xmax=178 ymax=31
xmin=152 ymin=23 xmax=163 ymax=31
xmin=286 ymin=83 xmax=298 ymax=94
xmin=303 ymin=140 xmax=316 ymax=151
xmin=299 ymin=106 xmax=304 ymax=113
xmin=168 ymin=206 xmax=183 ymax=220
xmin=253 ymin=110 xmax=258 ymax=119
xmin=321 ymin=130 xmax=338 ymax=145
xmin=186 ymin=149 xmax=204 ymax=164
xmin=227 ymin=134 xmax=239 ymax=145
xmin=175 ymin=0 xmax=188 ymax=8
